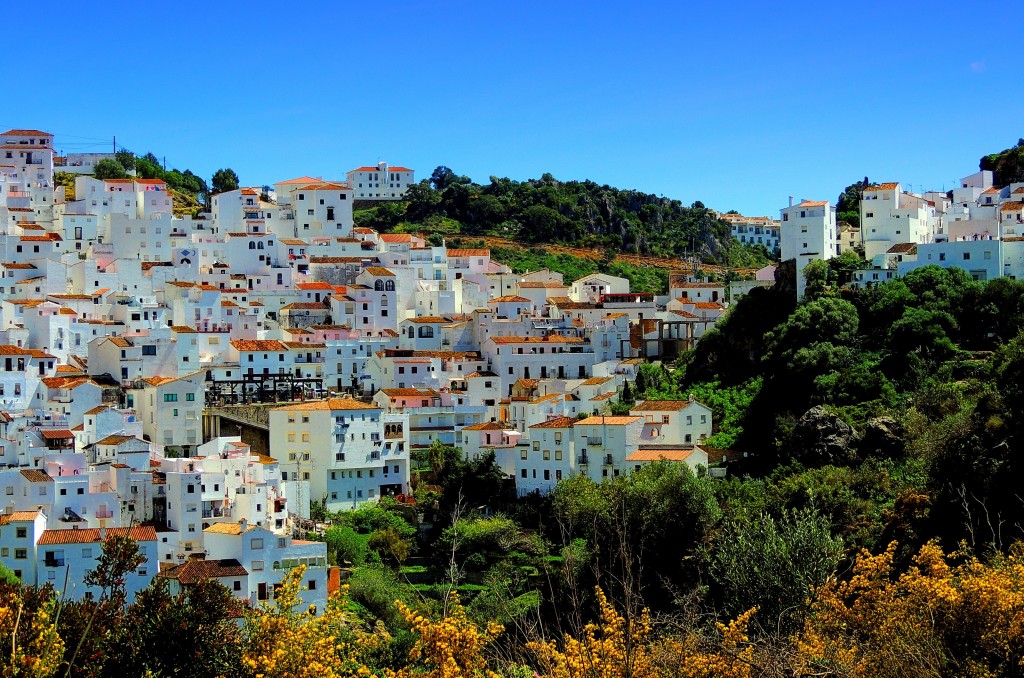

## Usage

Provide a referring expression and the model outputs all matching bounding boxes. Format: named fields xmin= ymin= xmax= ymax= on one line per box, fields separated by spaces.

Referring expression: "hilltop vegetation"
xmin=355 ymin=166 xmax=776 ymax=266
xmin=981 ymin=138 xmax=1024 ymax=186
xmin=60 ymin=149 xmax=238 ymax=216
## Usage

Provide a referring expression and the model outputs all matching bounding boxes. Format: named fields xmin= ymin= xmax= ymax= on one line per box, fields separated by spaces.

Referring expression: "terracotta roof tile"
xmin=39 ymin=525 xmax=157 ymax=545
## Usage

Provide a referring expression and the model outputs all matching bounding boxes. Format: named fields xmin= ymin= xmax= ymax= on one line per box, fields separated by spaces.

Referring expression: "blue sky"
xmin=11 ymin=1 xmax=1022 ymax=215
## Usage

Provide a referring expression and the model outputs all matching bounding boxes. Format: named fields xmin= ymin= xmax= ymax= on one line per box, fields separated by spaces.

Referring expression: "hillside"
xmin=354 ymin=167 xmax=776 ymax=266
xmin=981 ymin=138 xmax=1024 ymax=186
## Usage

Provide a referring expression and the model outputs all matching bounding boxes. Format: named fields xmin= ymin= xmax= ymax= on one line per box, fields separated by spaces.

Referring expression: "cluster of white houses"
xmin=0 ymin=128 xmax=728 ymax=606
xmin=773 ymin=169 xmax=1024 ymax=299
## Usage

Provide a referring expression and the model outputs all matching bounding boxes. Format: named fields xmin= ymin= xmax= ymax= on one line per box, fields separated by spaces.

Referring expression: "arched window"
xmin=257 ymin=241 xmax=264 ymax=250
xmin=374 ymin=280 xmax=384 ymax=291
xmin=248 ymin=241 xmax=256 ymax=250
xmin=385 ymin=280 xmax=395 ymax=291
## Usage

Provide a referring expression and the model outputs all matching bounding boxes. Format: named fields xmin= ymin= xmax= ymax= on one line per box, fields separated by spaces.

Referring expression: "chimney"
xmin=238 ymin=518 xmax=247 ymax=533
xmin=788 ymin=196 xmax=793 ymax=207
xmin=99 ymin=526 xmax=106 ymax=540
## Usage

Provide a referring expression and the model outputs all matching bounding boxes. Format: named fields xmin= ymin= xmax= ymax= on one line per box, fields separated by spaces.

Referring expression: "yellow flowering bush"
xmin=528 ymin=587 xmax=658 ymax=678
xmin=243 ymin=565 xmax=382 ymax=678
xmin=795 ymin=541 xmax=1024 ymax=677
xmin=0 ymin=591 xmax=63 ymax=678
xmin=387 ymin=592 xmax=502 ymax=678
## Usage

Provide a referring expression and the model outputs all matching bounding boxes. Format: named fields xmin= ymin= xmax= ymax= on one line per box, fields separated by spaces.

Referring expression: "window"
xmin=233 ymin=580 xmax=242 ymax=591
xmin=251 ymin=538 xmax=264 ymax=550
xmin=520 ymin=450 xmax=528 ymax=460
xmin=555 ymin=450 xmax=562 ymax=461
xmin=163 ymin=393 xmax=178 ymax=402
xmin=14 ymin=549 xmax=26 ymax=560
xmin=532 ymin=441 xmax=540 ymax=451
xmin=963 ymin=252 xmax=971 ymax=260
xmin=252 ymin=560 xmax=264 ymax=571
xmin=15 ymin=527 xmax=26 ymax=539
xmin=308 ymin=579 xmax=317 ymax=590
xmin=186 ymin=393 xmax=195 ymax=401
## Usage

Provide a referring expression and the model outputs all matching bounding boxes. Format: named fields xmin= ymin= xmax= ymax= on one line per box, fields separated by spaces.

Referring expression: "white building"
xmin=346 ymin=163 xmax=415 ymax=200
xmin=780 ymin=199 xmax=838 ymax=300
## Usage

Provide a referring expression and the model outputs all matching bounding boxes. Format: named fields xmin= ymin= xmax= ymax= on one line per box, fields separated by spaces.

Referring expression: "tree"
xmin=211 ymin=168 xmax=240 ymax=194
xmin=323 ymin=525 xmax=368 ymax=566
xmin=369 ymin=526 xmax=412 ymax=568
xmin=802 ymin=259 xmax=832 ymax=299
xmin=110 ymin=578 xmax=244 ymax=677
xmin=114 ymin=149 xmax=136 ymax=172
xmin=764 ymin=297 xmax=860 ymax=369
xmin=92 ymin=159 xmax=128 ymax=180
xmin=835 ymin=177 xmax=870 ymax=228
xmin=83 ymin=533 xmax=146 ymax=602
xmin=620 ymin=380 xmax=634 ymax=406
xmin=429 ymin=166 xmax=457 ymax=191
xmin=519 ymin=205 xmax=567 ymax=243
xmin=0 ymin=563 xmax=18 ymax=587
xmin=981 ymin=138 xmax=1024 ymax=186
xmin=708 ymin=508 xmax=843 ymax=633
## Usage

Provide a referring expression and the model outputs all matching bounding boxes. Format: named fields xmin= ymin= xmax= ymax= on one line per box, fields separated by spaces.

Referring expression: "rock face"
xmin=861 ymin=416 xmax=905 ymax=459
xmin=792 ymin=406 xmax=861 ymax=467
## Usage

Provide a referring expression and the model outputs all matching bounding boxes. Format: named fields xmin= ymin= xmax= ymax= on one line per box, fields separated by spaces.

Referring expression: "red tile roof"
xmin=39 ymin=525 xmax=157 ymax=545
xmin=626 ymin=448 xmax=698 ymax=462
xmin=159 ymin=558 xmax=248 ymax=583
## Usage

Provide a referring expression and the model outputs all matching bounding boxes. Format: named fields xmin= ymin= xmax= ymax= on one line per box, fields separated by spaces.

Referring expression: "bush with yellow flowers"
xmin=794 ymin=541 xmax=1024 ymax=677
xmin=387 ymin=592 xmax=503 ymax=678
xmin=0 ymin=586 xmax=63 ymax=678
xmin=243 ymin=565 xmax=384 ymax=678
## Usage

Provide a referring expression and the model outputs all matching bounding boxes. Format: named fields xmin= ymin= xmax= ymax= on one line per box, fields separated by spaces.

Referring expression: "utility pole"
xmin=113 ymin=136 xmax=116 ymax=154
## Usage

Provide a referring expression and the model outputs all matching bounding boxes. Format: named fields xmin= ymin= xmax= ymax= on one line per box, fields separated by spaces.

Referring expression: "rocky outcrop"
xmin=791 ymin=406 xmax=862 ymax=467
xmin=860 ymin=416 xmax=905 ymax=459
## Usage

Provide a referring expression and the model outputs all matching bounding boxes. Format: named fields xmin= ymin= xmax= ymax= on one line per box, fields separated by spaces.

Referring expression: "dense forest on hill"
xmin=354 ymin=166 xmax=776 ymax=266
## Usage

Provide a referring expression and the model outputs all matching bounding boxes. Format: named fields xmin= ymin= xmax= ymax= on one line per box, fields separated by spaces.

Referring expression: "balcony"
xmin=603 ymin=454 xmax=614 ymax=466
xmin=587 ymin=437 xmax=603 ymax=447
xmin=44 ymin=557 xmax=65 ymax=568
xmin=95 ymin=509 xmax=115 ymax=519
xmin=577 ymin=455 xmax=590 ymax=465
